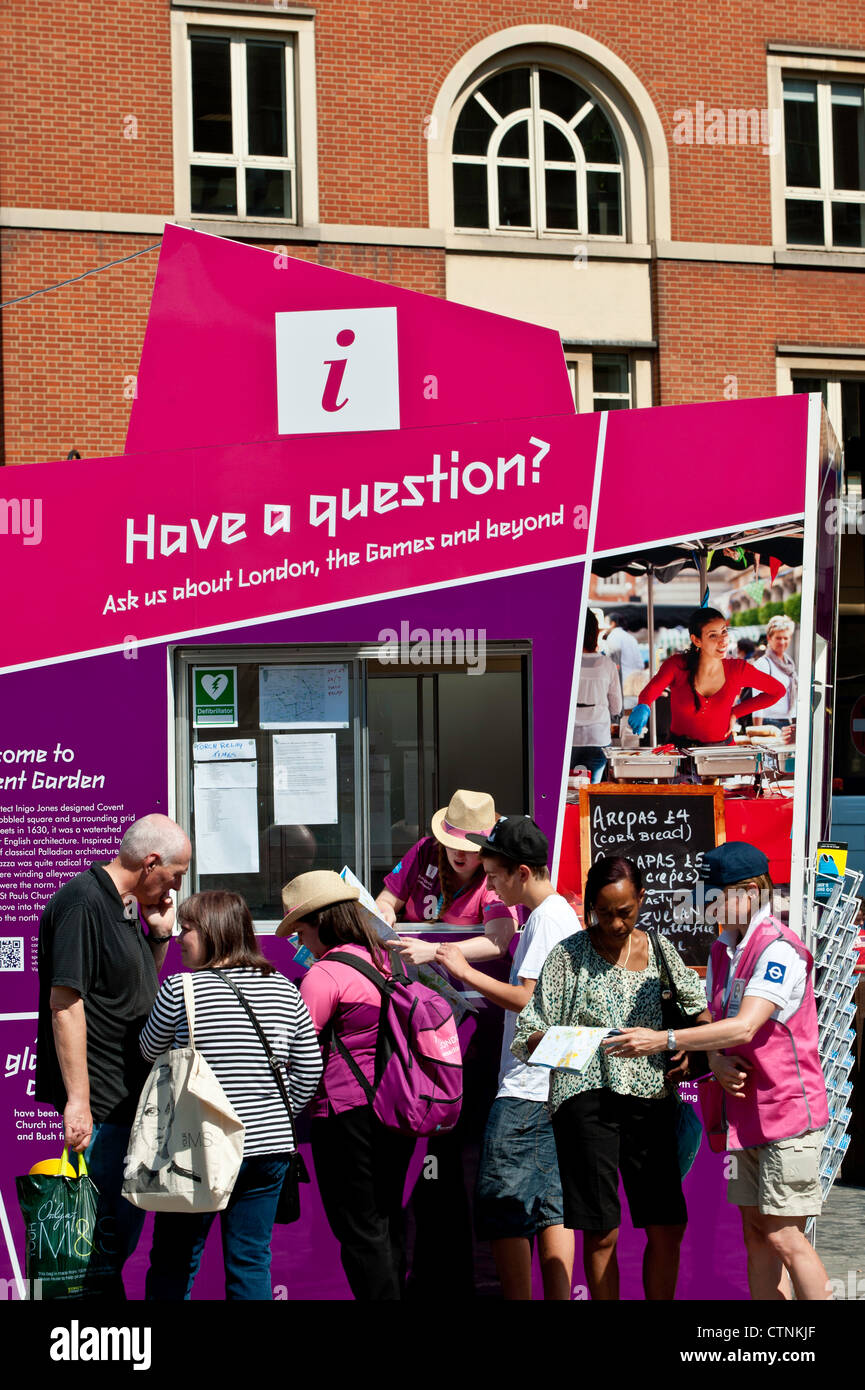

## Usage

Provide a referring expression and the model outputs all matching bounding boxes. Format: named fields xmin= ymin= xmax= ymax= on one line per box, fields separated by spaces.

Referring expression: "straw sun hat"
xmin=430 ymin=789 xmax=497 ymax=853
xmin=276 ymin=869 xmax=359 ymax=937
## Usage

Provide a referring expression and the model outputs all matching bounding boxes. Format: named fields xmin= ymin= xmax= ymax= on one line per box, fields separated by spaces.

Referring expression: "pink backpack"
xmin=323 ymin=952 xmax=462 ymax=1135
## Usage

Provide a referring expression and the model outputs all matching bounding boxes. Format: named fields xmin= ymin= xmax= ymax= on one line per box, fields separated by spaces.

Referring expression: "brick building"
xmin=1 ymin=0 xmax=864 ymax=790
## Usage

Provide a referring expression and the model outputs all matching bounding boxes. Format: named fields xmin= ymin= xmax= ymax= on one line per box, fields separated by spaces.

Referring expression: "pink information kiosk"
xmin=0 ymin=226 xmax=840 ymax=1299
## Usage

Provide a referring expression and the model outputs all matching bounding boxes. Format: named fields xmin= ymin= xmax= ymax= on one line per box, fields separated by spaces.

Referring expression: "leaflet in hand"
xmin=529 ymin=1026 xmax=613 ymax=1072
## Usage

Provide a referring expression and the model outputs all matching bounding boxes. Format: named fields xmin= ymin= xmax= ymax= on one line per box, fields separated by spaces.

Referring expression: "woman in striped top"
xmin=140 ymin=890 xmax=322 ymax=1301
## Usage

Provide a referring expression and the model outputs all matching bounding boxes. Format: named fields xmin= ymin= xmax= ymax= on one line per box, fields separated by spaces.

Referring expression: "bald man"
xmin=36 ymin=814 xmax=191 ymax=1296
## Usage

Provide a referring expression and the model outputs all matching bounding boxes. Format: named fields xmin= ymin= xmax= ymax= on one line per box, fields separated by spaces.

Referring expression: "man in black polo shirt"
xmin=36 ymin=813 xmax=191 ymax=1295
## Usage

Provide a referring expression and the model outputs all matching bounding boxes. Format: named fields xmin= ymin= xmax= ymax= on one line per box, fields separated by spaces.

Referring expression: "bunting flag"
xmin=769 ymin=555 xmax=783 ymax=584
xmin=746 ymin=578 xmax=765 ymax=603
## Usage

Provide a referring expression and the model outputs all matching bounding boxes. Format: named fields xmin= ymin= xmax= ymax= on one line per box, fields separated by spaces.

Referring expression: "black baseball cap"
xmin=701 ymin=841 xmax=769 ymax=887
xmin=467 ymin=815 xmax=549 ymax=867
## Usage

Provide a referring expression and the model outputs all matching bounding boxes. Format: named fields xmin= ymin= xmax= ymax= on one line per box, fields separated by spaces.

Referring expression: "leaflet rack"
xmin=805 ymin=864 xmax=862 ymax=1240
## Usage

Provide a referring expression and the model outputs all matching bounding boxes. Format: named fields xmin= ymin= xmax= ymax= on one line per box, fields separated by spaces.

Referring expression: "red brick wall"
xmin=654 ymin=262 xmax=865 ymax=406
xmin=3 ymin=1 xmax=865 ymax=465
xmin=0 ymin=229 xmax=444 ymax=466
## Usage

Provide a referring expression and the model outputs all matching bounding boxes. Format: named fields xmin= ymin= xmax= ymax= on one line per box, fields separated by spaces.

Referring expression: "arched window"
xmin=452 ymin=65 xmax=623 ymax=236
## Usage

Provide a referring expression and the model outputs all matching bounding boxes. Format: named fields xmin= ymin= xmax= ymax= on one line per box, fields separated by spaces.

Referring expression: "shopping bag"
xmin=122 ymin=974 xmax=245 ymax=1212
xmin=16 ymin=1147 xmax=117 ymax=1299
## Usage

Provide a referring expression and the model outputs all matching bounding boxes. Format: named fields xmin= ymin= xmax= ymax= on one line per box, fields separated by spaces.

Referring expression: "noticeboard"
xmin=579 ymin=784 xmax=726 ymax=967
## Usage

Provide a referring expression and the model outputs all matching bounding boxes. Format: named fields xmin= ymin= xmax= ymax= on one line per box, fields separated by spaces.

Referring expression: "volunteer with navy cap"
xmin=605 ymin=840 xmax=831 ymax=1300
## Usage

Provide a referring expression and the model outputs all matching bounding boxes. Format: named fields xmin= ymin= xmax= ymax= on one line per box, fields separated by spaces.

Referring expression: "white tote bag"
xmin=123 ymin=974 xmax=245 ymax=1213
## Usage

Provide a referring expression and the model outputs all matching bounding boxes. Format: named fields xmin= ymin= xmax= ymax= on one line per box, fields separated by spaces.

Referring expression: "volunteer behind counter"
xmin=628 ymin=608 xmax=785 ymax=750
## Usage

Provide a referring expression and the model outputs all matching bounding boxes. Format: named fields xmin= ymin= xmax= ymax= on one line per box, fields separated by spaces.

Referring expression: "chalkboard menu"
xmin=578 ymin=785 xmax=726 ymax=967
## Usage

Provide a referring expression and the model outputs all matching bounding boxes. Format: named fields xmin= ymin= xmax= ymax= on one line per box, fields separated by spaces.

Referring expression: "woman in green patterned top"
xmin=512 ymin=855 xmax=709 ymax=1300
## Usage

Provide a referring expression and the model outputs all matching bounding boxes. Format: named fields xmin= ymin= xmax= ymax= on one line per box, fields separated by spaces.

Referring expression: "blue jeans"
xmin=144 ymin=1153 xmax=291 ymax=1301
xmin=475 ymin=1097 xmax=564 ymax=1240
xmin=571 ymin=746 xmax=608 ymax=783
xmin=82 ymin=1121 xmax=147 ymax=1298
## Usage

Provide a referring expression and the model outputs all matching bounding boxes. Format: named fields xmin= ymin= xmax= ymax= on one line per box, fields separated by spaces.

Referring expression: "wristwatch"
xmin=149 ymin=933 xmax=174 ymax=944
xmin=667 ymin=1028 xmax=677 ymax=1052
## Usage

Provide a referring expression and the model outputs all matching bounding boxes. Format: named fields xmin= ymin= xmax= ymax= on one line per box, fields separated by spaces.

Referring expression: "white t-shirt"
xmin=497 ymin=894 xmax=581 ymax=1101
xmin=571 ymin=651 xmax=622 ymax=747
xmin=750 ymin=655 xmax=795 ymax=719
xmin=603 ymin=626 xmax=644 ymax=683
xmin=705 ymin=906 xmax=807 ymax=1025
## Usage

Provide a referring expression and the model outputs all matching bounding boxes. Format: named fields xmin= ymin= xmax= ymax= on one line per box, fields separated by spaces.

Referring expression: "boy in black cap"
xmin=435 ymin=816 xmax=579 ymax=1300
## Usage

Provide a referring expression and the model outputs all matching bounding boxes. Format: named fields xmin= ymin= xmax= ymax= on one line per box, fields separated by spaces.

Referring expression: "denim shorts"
xmin=475 ymin=1097 xmax=564 ymax=1240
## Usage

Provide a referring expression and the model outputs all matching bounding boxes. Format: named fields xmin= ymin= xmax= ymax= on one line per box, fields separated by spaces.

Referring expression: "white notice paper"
xmin=259 ymin=664 xmax=349 ymax=729
xmin=194 ymin=739 xmax=257 ymax=762
xmin=273 ymin=733 xmax=338 ymax=825
xmin=193 ymin=761 xmax=259 ymax=874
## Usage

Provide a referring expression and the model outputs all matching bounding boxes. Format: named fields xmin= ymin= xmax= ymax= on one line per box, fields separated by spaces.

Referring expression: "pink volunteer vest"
xmin=706 ymin=914 xmax=828 ymax=1150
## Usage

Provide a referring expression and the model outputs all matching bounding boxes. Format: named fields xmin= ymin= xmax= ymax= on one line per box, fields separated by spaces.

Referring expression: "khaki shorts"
xmin=726 ymin=1130 xmax=824 ymax=1217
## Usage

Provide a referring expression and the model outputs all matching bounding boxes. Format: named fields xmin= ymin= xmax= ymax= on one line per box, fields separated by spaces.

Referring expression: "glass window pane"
xmin=247 ymin=42 xmax=286 ymax=158
xmin=192 ymin=661 xmax=357 ymax=916
xmin=497 ymin=164 xmax=532 ymax=227
xmin=479 ymin=68 xmax=530 ymax=118
xmin=499 ymin=121 xmax=529 ymax=158
xmin=587 ymin=170 xmax=621 ymax=235
xmin=578 ymin=104 xmax=619 ymax=163
xmin=593 ymin=354 xmax=629 ymax=397
xmin=544 ymin=122 xmax=574 ymax=162
xmin=840 ymin=379 xmax=865 ymax=450
xmin=783 ymin=79 xmax=819 ymax=187
xmin=367 ymin=674 xmax=423 ymax=890
xmin=190 ymin=165 xmax=237 ymax=215
xmin=785 ymin=197 xmax=824 ymax=244
xmin=544 ymin=168 xmax=578 ymax=228
xmin=539 ymin=69 xmax=589 ymax=122
xmin=792 ymin=377 xmax=828 ymax=402
xmin=245 ymin=168 xmax=291 ymax=219
xmin=454 ymin=97 xmax=496 ymax=155
xmin=594 ymin=397 xmax=630 ymax=411
xmin=832 ymin=85 xmax=865 ymax=192
xmin=453 ymin=162 xmax=489 ymax=228
xmin=832 ymin=201 xmax=865 ymax=248
xmin=191 ymin=36 xmax=233 ymax=154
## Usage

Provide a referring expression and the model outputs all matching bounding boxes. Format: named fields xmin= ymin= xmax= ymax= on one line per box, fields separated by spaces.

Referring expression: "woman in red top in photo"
xmin=627 ymin=608 xmax=785 ymax=749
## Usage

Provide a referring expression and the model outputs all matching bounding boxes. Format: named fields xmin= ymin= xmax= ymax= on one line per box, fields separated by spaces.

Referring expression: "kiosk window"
xmin=175 ymin=645 xmax=531 ymax=923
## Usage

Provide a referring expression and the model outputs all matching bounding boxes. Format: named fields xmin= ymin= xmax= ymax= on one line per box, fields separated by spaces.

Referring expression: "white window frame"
xmin=427 ymin=29 xmax=668 ymax=249
xmin=452 ymin=63 xmax=625 ymax=240
xmin=776 ymin=353 xmax=865 ymax=497
xmin=171 ymin=7 xmax=318 ymax=227
xmin=768 ymin=51 xmax=865 ymax=257
xmin=782 ymin=77 xmax=865 ymax=248
xmin=566 ymin=350 xmax=652 ymax=413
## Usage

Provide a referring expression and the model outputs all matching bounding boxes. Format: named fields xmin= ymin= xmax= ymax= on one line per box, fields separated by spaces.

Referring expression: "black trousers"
xmin=311 ymin=1105 xmax=415 ymax=1301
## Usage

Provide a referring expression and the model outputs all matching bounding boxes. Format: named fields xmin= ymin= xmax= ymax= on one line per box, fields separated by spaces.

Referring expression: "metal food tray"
xmin=690 ymin=746 xmax=760 ymax=777
xmin=606 ymin=750 xmax=682 ymax=780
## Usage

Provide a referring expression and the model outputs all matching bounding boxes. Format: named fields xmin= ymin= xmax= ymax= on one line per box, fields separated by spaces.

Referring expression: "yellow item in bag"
xmin=28 ymin=1146 xmax=79 ymax=1179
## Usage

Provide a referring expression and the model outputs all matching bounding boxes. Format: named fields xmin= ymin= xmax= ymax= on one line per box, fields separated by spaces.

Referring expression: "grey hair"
xmin=766 ymin=615 xmax=795 ymax=636
xmin=117 ymin=814 xmax=190 ymax=868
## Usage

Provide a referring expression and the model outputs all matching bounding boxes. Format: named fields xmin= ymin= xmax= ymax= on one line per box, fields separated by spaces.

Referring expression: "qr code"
xmin=0 ymin=938 xmax=24 ymax=972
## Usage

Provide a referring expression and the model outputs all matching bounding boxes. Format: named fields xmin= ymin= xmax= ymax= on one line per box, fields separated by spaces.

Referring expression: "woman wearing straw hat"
xmin=375 ymin=789 xmax=518 ymax=968
xmin=375 ymin=790 xmax=517 ymax=1298
xmin=277 ymin=870 xmax=416 ymax=1300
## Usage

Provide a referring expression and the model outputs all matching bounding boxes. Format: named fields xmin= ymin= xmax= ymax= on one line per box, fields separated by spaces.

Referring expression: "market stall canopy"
xmin=595 ymin=602 xmax=701 ymax=628
xmin=591 ymin=528 xmax=804 ymax=579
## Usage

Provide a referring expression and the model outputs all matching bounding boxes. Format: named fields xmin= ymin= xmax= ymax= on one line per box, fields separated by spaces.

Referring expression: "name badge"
xmin=727 ymin=978 xmax=746 ymax=1017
